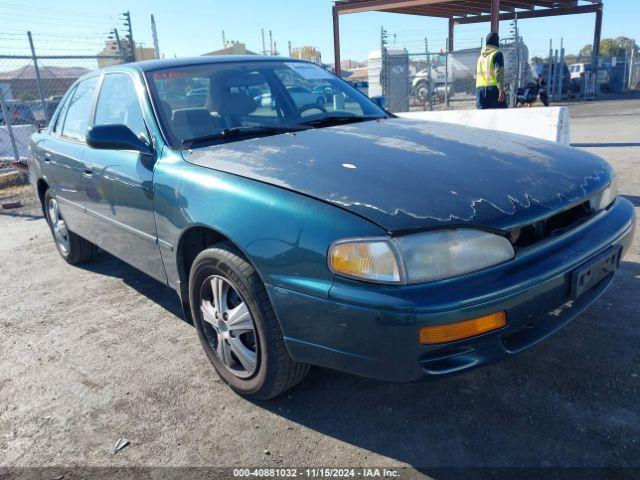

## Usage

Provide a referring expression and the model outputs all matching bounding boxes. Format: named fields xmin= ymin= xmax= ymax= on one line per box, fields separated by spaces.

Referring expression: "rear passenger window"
xmin=94 ymin=74 xmax=148 ymax=141
xmin=52 ymin=89 xmax=75 ymax=134
xmin=60 ymin=77 xmax=98 ymax=141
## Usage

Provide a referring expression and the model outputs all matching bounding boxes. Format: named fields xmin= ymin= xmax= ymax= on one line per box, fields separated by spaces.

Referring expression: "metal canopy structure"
xmin=332 ymin=0 xmax=604 ymax=75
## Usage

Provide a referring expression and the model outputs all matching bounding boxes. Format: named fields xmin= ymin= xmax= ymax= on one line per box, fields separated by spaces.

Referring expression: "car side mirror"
xmin=371 ymin=96 xmax=388 ymax=110
xmin=87 ymin=124 xmax=153 ymax=156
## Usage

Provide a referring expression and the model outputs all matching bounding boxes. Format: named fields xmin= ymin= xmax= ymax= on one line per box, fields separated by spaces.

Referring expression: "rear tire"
xmin=44 ymin=189 xmax=96 ymax=264
xmin=189 ymin=242 xmax=310 ymax=399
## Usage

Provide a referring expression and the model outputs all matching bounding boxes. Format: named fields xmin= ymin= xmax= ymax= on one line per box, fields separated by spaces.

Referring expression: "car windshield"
xmin=146 ymin=60 xmax=387 ymax=148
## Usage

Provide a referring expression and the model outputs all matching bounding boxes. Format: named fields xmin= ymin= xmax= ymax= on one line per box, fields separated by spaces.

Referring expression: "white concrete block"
xmin=0 ymin=124 xmax=35 ymax=160
xmin=397 ymin=107 xmax=571 ymax=145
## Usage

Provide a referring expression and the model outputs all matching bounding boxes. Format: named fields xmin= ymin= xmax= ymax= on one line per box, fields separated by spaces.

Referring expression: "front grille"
xmin=509 ymin=201 xmax=594 ymax=249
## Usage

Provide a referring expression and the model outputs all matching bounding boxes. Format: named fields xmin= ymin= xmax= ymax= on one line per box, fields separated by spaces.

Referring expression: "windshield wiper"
xmin=295 ymin=114 xmax=385 ymax=128
xmin=181 ymin=125 xmax=310 ymax=148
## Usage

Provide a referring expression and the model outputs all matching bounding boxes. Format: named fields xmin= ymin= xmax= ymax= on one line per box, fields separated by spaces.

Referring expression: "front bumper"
xmin=268 ymin=198 xmax=636 ymax=382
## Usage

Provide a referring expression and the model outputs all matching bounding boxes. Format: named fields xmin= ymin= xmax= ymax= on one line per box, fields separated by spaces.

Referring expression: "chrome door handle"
xmin=44 ymin=152 xmax=51 ymax=162
xmin=82 ymin=168 xmax=94 ymax=176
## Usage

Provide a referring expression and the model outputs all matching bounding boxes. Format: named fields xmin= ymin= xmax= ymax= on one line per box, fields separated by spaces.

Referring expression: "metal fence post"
xmin=0 ymin=87 xmax=20 ymax=164
xmin=28 ymin=31 xmax=49 ymax=124
xmin=425 ymin=38 xmax=433 ymax=111
xmin=552 ymin=49 xmax=556 ymax=98
xmin=623 ymin=48 xmax=629 ymax=92
xmin=629 ymin=48 xmax=636 ymax=90
xmin=557 ymin=39 xmax=565 ymax=99
xmin=547 ymin=39 xmax=553 ymax=100
xmin=444 ymin=40 xmax=450 ymax=107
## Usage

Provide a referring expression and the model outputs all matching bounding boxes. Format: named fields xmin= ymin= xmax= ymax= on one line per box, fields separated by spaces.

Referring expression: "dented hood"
xmin=184 ymin=118 xmax=612 ymax=232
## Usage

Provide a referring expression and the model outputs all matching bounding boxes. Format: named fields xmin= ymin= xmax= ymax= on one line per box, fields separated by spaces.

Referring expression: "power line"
xmin=0 ymin=1 xmax=115 ymax=18
xmin=0 ymin=13 xmax=117 ymax=29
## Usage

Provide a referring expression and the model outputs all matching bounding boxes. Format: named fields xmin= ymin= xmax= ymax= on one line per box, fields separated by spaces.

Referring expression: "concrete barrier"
xmin=397 ymin=106 xmax=570 ymax=145
xmin=1 ymin=124 xmax=35 ymax=161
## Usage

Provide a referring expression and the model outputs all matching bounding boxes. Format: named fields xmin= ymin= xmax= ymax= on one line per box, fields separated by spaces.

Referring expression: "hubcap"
xmin=47 ymin=198 xmax=70 ymax=254
xmin=200 ymin=275 xmax=258 ymax=378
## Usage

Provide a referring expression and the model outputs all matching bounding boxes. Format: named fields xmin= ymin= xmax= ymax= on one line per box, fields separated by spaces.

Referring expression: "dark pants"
xmin=476 ymin=87 xmax=508 ymax=109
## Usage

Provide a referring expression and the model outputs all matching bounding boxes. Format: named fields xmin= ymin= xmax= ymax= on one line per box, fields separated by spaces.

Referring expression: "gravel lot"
xmin=1 ymin=96 xmax=639 ymax=479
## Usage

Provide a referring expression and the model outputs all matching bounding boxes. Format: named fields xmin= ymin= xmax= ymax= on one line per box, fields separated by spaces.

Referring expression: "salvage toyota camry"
xmin=30 ymin=57 xmax=636 ymax=399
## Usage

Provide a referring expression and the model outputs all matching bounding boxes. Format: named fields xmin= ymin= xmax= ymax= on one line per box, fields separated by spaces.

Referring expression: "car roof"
xmin=105 ymin=55 xmax=308 ymax=74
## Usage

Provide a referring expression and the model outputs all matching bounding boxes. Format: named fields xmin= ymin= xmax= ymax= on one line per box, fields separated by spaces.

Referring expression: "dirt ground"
xmin=1 ymin=97 xmax=639 ymax=479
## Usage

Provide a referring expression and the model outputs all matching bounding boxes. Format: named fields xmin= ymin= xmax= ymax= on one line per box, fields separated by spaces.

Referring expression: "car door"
xmin=83 ymin=71 xmax=166 ymax=283
xmin=41 ymin=76 xmax=99 ymax=236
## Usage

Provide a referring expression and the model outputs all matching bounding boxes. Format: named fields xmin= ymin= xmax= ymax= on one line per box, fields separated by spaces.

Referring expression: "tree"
xmin=530 ymin=56 xmax=544 ymax=64
xmin=579 ymin=36 xmax=638 ymax=60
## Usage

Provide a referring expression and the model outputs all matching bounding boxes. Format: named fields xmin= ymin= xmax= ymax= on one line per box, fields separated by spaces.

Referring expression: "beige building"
xmin=97 ymin=40 xmax=156 ymax=68
xmin=204 ymin=42 xmax=258 ymax=56
xmin=291 ymin=46 xmax=322 ymax=65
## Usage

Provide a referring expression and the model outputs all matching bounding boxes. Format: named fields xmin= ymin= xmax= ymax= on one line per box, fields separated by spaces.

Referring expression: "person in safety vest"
xmin=476 ymin=32 xmax=507 ymax=109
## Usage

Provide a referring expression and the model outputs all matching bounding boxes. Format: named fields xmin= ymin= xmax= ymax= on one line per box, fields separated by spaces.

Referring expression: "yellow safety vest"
xmin=476 ymin=48 xmax=500 ymax=88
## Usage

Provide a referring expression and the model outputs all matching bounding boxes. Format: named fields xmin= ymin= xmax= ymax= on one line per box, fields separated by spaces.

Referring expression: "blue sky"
xmin=2 ymin=1 xmax=638 ymax=62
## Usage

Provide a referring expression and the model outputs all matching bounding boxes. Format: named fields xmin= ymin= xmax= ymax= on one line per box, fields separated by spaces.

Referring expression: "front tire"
xmin=44 ymin=189 xmax=96 ymax=264
xmin=189 ymin=243 xmax=309 ymax=399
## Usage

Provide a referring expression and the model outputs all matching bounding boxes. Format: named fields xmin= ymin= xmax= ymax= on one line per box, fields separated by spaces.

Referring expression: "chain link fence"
xmin=372 ymin=39 xmax=530 ymax=113
xmin=0 ymin=48 xmax=124 ymax=174
xmin=367 ymin=42 xmax=640 ymax=113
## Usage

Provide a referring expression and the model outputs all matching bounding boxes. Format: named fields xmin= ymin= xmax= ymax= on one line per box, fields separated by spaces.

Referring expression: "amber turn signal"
xmin=419 ymin=311 xmax=507 ymax=345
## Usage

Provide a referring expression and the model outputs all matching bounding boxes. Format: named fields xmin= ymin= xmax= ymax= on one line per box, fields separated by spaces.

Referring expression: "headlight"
xmin=329 ymin=229 xmax=515 ymax=284
xmin=589 ymin=176 xmax=617 ymax=211
xmin=328 ymin=239 xmax=401 ymax=283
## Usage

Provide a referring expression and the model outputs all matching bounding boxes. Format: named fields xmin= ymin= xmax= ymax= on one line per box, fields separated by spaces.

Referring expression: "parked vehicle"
xmin=30 ymin=57 xmax=636 ymax=399
xmin=1 ymin=101 xmax=36 ymax=125
xmin=312 ymin=84 xmax=335 ymax=103
xmin=30 ymin=99 xmax=61 ymax=126
xmin=411 ymin=64 xmax=447 ymax=102
xmin=569 ymin=62 xmax=611 ymax=92
xmin=568 ymin=62 xmax=609 ymax=84
xmin=257 ymin=85 xmax=326 ymax=108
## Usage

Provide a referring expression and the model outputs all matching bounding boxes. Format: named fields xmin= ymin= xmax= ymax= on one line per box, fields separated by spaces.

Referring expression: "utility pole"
xmin=150 ymin=15 xmax=160 ymax=59
xmin=261 ymin=29 xmax=267 ymax=56
xmin=288 ymin=41 xmax=292 ymax=57
xmin=122 ymin=11 xmax=135 ymax=62
xmin=222 ymin=30 xmax=226 ymax=46
xmin=269 ymin=30 xmax=273 ymax=56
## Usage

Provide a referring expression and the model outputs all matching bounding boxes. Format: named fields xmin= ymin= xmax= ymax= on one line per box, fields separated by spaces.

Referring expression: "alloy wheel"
xmin=200 ymin=275 xmax=259 ymax=378
xmin=47 ymin=198 xmax=70 ymax=254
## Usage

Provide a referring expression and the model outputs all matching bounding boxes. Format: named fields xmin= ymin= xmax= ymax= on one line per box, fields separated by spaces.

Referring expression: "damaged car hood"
xmin=183 ymin=118 xmax=612 ymax=232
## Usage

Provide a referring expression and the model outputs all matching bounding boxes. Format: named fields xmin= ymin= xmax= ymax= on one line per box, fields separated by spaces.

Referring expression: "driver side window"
xmin=94 ymin=73 xmax=148 ymax=141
